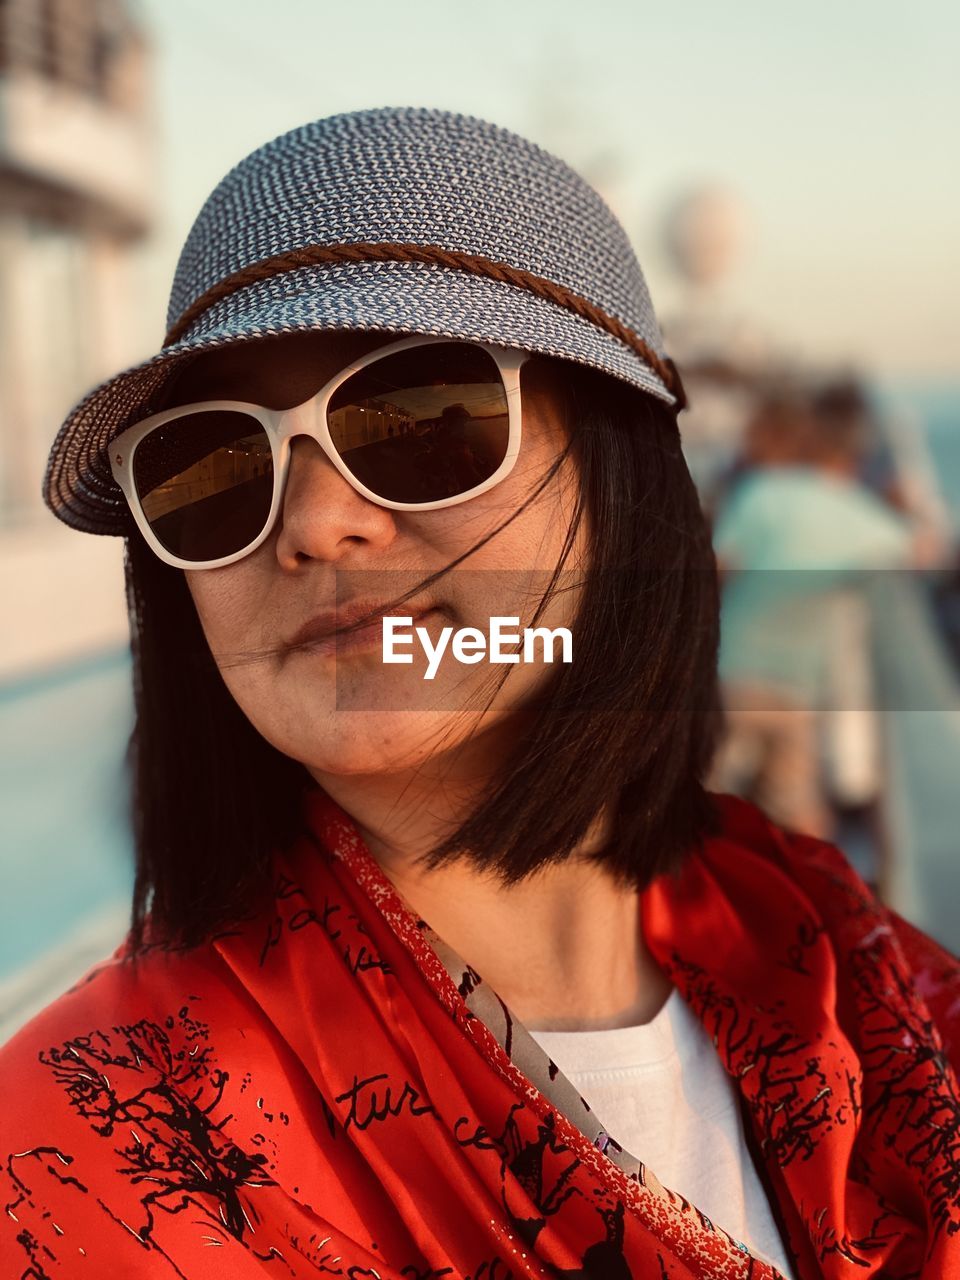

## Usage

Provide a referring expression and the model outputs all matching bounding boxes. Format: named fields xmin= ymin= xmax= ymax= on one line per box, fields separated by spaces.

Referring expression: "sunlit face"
xmin=171 ymin=330 xmax=589 ymax=783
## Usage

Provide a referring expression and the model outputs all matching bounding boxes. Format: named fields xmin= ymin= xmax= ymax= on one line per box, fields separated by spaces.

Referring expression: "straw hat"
xmin=42 ymin=106 xmax=685 ymax=537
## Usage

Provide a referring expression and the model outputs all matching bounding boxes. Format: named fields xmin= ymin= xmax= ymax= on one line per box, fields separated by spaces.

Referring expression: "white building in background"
xmin=0 ymin=0 xmax=154 ymax=679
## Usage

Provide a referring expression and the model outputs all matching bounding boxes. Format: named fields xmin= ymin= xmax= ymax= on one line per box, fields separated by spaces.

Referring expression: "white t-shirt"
xmin=527 ymin=988 xmax=797 ymax=1279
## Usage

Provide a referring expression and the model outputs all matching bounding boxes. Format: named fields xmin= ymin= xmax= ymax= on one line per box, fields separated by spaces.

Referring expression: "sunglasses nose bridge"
xmin=275 ymin=398 xmax=332 ymax=458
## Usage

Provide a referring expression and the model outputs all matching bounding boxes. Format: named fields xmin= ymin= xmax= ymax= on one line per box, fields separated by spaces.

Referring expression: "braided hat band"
xmin=44 ymin=107 xmax=685 ymax=537
xmin=163 ymin=241 xmax=687 ymax=408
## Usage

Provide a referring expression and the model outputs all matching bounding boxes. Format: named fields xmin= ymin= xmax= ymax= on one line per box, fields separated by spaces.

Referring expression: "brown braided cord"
xmin=162 ymin=241 xmax=686 ymax=407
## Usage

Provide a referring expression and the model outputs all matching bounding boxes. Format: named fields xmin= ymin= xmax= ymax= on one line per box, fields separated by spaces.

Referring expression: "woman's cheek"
xmin=186 ymin=571 xmax=258 ymax=654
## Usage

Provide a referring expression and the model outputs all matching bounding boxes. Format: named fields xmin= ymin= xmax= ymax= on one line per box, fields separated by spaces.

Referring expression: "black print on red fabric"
xmin=335 ymin=1071 xmax=437 ymax=1131
xmin=454 ymin=1101 xmax=633 ymax=1276
xmin=778 ymin=918 xmax=828 ymax=977
xmin=259 ymin=870 xmax=392 ymax=978
xmin=807 ymin=850 xmax=960 ymax=1262
xmin=852 ymin=944 xmax=960 ymax=1248
xmin=455 ymin=1101 xmax=580 ymax=1246
xmin=807 ymin=1201 xmax=908 ymax=1274
xmin=664 ymin=953 xmax=835 ymax=1168
xmin=280 ymin=1218 xmax=402 ymax=1277
xmin=397 ymin=1263 xmax=522 ymax=1280
xmin=4 ymin=1145 xmax=96 ymax=1280
xmin=2 ymin=1005 xmax=275 ymax=1277
xmin=552 ymin=1200 xmax=632 ymax=1280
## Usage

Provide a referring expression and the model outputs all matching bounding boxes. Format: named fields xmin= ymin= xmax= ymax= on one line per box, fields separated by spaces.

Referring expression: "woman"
xmin=2 ymin=108 xmax=958 ymax=1280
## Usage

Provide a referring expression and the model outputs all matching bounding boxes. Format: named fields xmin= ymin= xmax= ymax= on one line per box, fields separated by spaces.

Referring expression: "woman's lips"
xmin=296 ymin=607 xmax=440 ymax=658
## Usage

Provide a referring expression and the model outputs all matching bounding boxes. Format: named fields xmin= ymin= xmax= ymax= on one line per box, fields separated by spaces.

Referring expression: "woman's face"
xmin=174 ymin=331 xmax=589 ymax=781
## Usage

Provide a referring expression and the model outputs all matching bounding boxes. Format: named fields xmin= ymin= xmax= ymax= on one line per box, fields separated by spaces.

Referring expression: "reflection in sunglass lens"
xmin=133 ymin=411 xmax=274 ymax=562
xmin=328 ymin=343 xmax=510 ymax=503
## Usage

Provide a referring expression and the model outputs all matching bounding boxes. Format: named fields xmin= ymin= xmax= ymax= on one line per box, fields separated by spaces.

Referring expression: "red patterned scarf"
xmin=2 ymin=784 xmax=958 ymax=1278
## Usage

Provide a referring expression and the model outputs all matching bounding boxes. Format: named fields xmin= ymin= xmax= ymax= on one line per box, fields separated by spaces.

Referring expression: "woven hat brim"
xmin=43 ymin=259 xmax=677 ymax=537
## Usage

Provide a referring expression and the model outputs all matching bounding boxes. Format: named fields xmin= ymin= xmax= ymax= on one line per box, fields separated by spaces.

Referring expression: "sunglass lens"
xmin=327 ymin=343 xmax=510 ymax=503
xmin=132 ymin=411 xmax=274 ymax=562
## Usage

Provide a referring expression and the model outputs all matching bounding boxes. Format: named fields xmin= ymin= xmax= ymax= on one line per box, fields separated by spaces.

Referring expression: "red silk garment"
xmin=2 ymin=785 xmax=958 ymax=1279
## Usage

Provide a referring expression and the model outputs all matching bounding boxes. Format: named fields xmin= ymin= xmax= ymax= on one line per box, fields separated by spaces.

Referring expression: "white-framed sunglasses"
xmin=109 ymin=335 xmax=529 ymax=571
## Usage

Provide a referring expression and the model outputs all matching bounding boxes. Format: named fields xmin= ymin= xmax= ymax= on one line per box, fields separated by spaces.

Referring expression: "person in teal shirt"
xmin=710 ymin=393 xmax=915 ymax=838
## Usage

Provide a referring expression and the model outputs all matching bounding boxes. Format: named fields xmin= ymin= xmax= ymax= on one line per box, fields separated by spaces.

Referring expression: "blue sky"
xmin=136 ymin=0 xmax=958 ymax=377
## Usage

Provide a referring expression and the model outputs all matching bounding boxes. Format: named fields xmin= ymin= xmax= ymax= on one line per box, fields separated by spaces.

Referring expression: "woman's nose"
xmin=272 ymin=432 xmax=397 ymax=567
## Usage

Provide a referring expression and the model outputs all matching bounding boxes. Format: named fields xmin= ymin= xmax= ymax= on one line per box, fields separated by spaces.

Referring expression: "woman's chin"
xmin=239 ymin=663 xmax=522 ymax=777
xmin=280 ymin=708 xmax=477 ymax=779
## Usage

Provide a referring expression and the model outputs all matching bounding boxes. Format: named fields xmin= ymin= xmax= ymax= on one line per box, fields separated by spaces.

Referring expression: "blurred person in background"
xmin=817 ymin=377 xmax=951 ymax=562
xmin=811 ymin=380 xmax=952 ymax=840
xmin=2 ymin=109 xmax=959 ymax=1280
xmin=708 ymin=384 xmax=938 ymax=842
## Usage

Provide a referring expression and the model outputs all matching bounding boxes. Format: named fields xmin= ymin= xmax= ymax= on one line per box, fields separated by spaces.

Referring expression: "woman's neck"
xmin=311 ymin=765 xmax=674 ymax=1033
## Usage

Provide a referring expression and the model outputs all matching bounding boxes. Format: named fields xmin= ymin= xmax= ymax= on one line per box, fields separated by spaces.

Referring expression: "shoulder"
xmin=0 ymin=933 xmax=257 ymax=1272
xmin=705 ymin=791 xmax=960 ymax=1060
xmin=0 ymin=934 xmax=238 ymax=1164
xmin=705 ymin=789 xmax=898 ymax=920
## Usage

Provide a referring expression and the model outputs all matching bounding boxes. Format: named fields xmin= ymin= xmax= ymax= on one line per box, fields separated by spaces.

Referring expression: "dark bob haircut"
xmin=122 ymin=348 xmax=723 ymax=950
